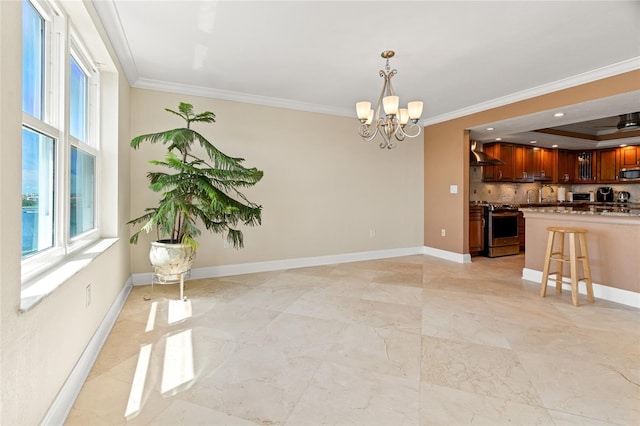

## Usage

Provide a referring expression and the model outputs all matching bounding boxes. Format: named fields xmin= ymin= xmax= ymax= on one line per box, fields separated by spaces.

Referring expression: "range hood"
xmin=470 ymin=141 xmax=504 ymax=166
xmin=617 ymin=112 xmax=640 ymax=130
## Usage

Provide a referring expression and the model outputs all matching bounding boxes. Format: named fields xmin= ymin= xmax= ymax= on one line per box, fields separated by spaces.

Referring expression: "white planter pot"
xmin=149 ymin=240 xmax=196 ymax=282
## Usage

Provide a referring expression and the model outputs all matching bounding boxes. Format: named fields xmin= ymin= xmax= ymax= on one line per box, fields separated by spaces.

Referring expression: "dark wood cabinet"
xmin=482 ymin=143 xmax=515 ymax=181
xmin=481 ymin=143 xmax=497 ymax=181
xmin=597 ymin=148 xmax=618 ymax=182
xmin=496 ymin=143 xmax=515 ymax=181
xmin=469 ymin=206 xmax=485 ymax=256
xmin=513 ymin=145 xmax=534 ymax=181
xmin=532 ymin=147 xmax=555 ymax=180
xmin=556 ymin=149 xmax=574 ymax=183
xmin=575 ymin=151 xmax=597 ymax=182
xmin=481 ymin=144 xmax=638 ymax=184
xmin=619 ymin=145 xmax=640 ymax=168
xmin=518 ymin=211 xmax=525 ymax=251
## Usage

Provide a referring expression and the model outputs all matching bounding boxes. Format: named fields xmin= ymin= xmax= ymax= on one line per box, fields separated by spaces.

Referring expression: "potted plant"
xmin=128 ymin=102 xmax=263 ymax=280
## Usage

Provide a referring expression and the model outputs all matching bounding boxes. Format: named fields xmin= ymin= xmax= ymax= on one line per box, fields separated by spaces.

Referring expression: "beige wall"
xmin=129 ymin=89 xmax=425 ymax=273
xmin=0 ymin=2 xmax=131 ymax=425
xmin=424 ymin=70 xmax=640 ymax=255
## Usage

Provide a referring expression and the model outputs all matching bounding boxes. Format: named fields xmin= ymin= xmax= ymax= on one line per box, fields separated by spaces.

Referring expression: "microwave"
xmin=620 ymin=167 xmax=640 ymax=181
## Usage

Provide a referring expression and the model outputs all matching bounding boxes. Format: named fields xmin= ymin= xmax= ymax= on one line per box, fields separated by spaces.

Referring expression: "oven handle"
xmin=490 ymin=211 xmax=520 ymax=217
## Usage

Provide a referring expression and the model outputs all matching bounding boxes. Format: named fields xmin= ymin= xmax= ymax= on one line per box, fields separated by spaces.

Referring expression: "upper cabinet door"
xmin=556 ymin=149 xmax=574 ymax=183
xmin=620 ymin=145 xmax=640 ymax=168
xmin=597 ymin=148 xmax=618 ymax=182
xmin=481 ymin=142 xmax=515 ymax=181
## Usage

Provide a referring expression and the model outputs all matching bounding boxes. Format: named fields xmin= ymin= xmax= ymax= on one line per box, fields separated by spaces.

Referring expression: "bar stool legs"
xmin=540 ymin=227 xmax=594 ymax=306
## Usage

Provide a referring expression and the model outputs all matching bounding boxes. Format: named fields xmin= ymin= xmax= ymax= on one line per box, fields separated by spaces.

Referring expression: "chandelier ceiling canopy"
xmin=356 ymin=51 xmax=423 ymax=149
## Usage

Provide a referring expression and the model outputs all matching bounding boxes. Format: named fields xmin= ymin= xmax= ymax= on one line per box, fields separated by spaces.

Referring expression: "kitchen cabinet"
xmin=482 ymin=143 xmax=515 ymax=181
xmin=469 ymin=205 xmax=484 ymax=255
xmin=532 ymin=147 xmax=555 ymax=180
xmin=619 ymin=145 xmax=640 ymax=168
xmin=481 ymin=143 xmax=497 ymax=181
xmin=513 ymin=145 xmax=534 ymax=181
xmin=597 ymin=148 xmax=618 ymax=182
xmin=518 ymin=211 xmax=525 ymax=251
xmin=574 ymin=151 xmax=597 ymax=182
xmin=556 ymin=149 xmax=574 ymax=183
xmin=480 ymin=144 xmax=639 ymax=184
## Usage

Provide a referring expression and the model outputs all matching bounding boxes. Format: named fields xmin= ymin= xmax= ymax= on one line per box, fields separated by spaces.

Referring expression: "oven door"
xmin=487 ymin=211 xmax=520 ymax=257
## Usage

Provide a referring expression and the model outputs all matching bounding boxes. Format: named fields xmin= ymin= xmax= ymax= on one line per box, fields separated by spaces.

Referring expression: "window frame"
xmin=21 ymin=0 xmax=101 ymax=282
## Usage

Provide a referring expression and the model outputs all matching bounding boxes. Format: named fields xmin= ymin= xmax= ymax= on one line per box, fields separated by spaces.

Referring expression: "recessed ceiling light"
xmin=554 ymin=112 xmax=565 ymax=117
xmin=495 ymin=137 xmax=502 ymax=141
xmin=486 ymin=127 xmax=494 ymax=131
xmin=552 ymin=144 xmax=558 ymax=148
xmin=620 ymin=144 xmax=628 ymax=147
xmin=530 ymin=140 xmax=537 ymax=144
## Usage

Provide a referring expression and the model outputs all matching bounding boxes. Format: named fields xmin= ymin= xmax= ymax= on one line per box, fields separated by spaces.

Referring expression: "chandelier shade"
xmin=356 ymin=50 xmax=423 ymax=149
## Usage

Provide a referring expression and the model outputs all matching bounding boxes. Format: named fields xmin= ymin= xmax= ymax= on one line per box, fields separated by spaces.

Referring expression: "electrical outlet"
xmin=223 ymin=239 xmax=230 ymax=248
xmin=85 ymin=284 xmax=91 ymax=307
xmin=369 ymin=229 xmax=376 ymax=238
xmin=441 ymin=228 xmax=446 ymax=237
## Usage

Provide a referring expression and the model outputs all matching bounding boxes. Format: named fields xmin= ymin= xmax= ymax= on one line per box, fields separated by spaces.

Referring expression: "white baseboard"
xmin=131 ymin=246 xmax=427 ymax=285
xmin=522 ymin=268 xmax=640 ymax=308
xmin=41 ymin=277 xmax=133 ymax=425
xmin=423 ymin=246 xmax=471 ymax=264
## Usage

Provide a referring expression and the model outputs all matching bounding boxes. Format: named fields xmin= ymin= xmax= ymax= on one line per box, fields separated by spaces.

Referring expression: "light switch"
xmin=450 ymin=185 xmax=458 ymax=194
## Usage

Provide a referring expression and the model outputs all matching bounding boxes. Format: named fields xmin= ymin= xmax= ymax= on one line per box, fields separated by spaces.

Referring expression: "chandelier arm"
xmin=401 ymin=122 xmax=423 ymax=138
xmin=358 ymin=122 xmax=380 ymax=142
xmin=394 ymin=127 xmax=406 ymax=142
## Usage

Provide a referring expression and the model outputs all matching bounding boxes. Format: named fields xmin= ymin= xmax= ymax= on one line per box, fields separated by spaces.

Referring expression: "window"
xmin=69 ymin=56 xmax=88 ymax=142
xmin=69 ymin=147 xmax=95 ymax=238
xmin=21 ymin=0 xmax=101 ymax=279
xmin=21 ymin=127 xmax=55 ymax=256
xmin=22 ymin=0 xmax=44 ymax=120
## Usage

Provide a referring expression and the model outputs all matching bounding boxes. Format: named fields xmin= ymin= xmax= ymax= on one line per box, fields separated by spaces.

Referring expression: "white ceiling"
xmin=91 ymin=1 xmax=640 ymax=147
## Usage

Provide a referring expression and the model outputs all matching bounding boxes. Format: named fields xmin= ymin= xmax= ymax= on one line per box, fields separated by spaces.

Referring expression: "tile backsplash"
xmin=469 ymin=166 xmax=640 ymax=203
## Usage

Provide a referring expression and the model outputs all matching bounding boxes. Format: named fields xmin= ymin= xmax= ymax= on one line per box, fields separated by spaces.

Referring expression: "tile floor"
xmin=66 ymin=254 xmax=640 ymax=425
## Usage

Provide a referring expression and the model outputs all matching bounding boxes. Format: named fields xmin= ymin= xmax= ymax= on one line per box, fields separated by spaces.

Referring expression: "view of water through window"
xmin=22 ymin=127 xmax=55 ymax=256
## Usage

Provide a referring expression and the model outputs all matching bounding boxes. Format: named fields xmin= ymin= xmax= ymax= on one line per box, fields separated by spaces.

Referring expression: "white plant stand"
xmin=144 ymin=268 xmax=191 ymax=301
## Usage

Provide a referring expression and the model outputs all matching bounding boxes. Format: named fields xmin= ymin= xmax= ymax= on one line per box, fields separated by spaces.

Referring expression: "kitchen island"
xmin=521 ymin=203 xmax=640 ymax=307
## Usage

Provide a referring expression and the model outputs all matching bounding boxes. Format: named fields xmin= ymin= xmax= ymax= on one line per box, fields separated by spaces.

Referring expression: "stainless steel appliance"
xmin=616 ymin=191 xmax=631 ymax=202
xmin=483 ymin=204 xmax=520 ymax=258
xmin=569 ymin=192 xmax=591 ymax=201
xmin=619 ymin=166 xmax=640 ymax=181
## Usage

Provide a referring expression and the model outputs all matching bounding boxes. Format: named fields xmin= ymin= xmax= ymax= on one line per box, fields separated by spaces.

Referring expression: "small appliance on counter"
xmin=568 ymin=192 xmax=592 ymax=202
xmin=557 ymin=187 xmax=566 ymax=202
xmin=596 ymin=187 xmax=614 ymax=202
xmin=616 ymin=191 xmax=631 ymax=203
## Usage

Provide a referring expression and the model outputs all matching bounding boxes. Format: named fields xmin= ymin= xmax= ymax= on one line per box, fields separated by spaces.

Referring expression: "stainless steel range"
xmin=483 ymin=203 xmax=520 ymax=258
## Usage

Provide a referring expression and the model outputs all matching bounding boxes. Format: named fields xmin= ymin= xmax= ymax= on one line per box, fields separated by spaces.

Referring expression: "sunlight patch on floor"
xmin=161 ymin=329 xmax=195 ymax=395
xmin=124 ymin=343 xmax=152 ymax=418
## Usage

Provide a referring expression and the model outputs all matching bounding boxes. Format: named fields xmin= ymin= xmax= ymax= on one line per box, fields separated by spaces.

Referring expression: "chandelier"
xmin=356 ymin=50 xmax=423 ymax=149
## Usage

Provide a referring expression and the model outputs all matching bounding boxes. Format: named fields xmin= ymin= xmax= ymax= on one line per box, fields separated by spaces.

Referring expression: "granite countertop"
xmin=470 ymin=201 xmax=640 ymax=217
xmin=519 ymin=202 xmax=640 ymax=217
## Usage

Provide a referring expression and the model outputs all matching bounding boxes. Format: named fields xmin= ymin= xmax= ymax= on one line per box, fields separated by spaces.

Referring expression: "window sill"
xmin=20 ymin=238 xmax=119 ymax=313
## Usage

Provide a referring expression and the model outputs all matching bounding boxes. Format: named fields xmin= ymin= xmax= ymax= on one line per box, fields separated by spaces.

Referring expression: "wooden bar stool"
xmin=540 ymin=227 xmax=594 ymax=306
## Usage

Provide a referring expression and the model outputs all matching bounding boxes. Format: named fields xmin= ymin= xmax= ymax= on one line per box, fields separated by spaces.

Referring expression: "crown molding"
xmin=91 ymin=0 xmax=139 ymax=83
xmin=422 ymin=57 xmax=640 ymax=126
xmin=133 ymin=78 xmax=355 ymax=117
xmin=135 ymin=56 xmax=640 ymax=125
